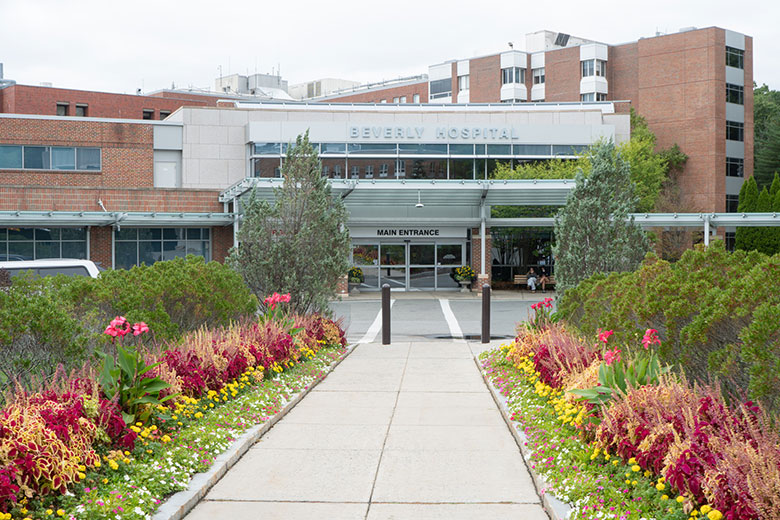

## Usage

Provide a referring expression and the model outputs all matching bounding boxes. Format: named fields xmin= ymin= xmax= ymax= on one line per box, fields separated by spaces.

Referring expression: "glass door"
xmin=379 ymin=243 xmax=406 ymax=291
xmin=409 ymin=243 xmax=435 ymax=290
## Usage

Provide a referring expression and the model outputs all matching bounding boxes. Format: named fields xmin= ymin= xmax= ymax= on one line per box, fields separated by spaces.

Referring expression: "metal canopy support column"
xmin=232 ymin=198 xmax=240 ymax=249
xmin=704 ymin=216 xmax=710 ymax=246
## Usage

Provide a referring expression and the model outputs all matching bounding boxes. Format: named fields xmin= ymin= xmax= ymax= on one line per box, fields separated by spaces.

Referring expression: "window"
xmin=254 ymin=143 xmax=280 ymax=155
xmin=726 ymin=46 xmax=744 ymax=69
xmin=581 ymin=59 xmax=606 ymax=78
xmin=379 ymin=163 xmax=388 ymax=177
xmin=380 ymin=99 xmax=387 ymax=103
xmin=351 ymin=165 xmax=360 ymax=178
xmin=159 ymin=110 xmax=171 ymax=119
xmin=321 ymin=165 xmax=329 ymax=176
xmin=533 ymin=67 xmax=545 ymax=85
xmin=51 ymin=147 xmax=76 ymax=170
xmin=75 ymin=104 xmax=88 ymax=117
xmin=333 ymin=164 xmax=342 ymax=178
xmin=56 ymin=103 xmax=69 ymax=116
xmin=23 ymin=146 xmax=50 ymax=169
xmin=726 ymin=120 xmax=744 ymax=141
xmin=114 ymin=228 xmax=210 ymax=269
xmin=458 ymin=74 xmax=469 ymax=91
xmin=580 ymin=93 xmax=595 ymax=102
xmin=726 ymin=157 xmax=744 ymax=177
xmin=413 ymin=94 xmax=420 ymax=103
xmin=393 ymin=97 xmax=399 ymax=103
xmin=365 ymin=165 xmax=374 ymax=178
xmin=1 ymin=227 xmax=87 ymax=261
xmin=400 ymin=96 xmax=407 ymax=103
xmin=501 ymin=67 xmax=525 ymax=85
xmin=429 ymin=78 xmax=452 ymax=99
xmin=396 ymin=160 xmax=406 ymax=177
xmin=0 ymin=145 xmax=22 ymax=169
xmin=726 ymin=194 xmax=739 ymax=213
xmin=142 ymin=109 xmax=154 ymax=120
xmin=726 ymin=83 xmax=744 ymax=105
xmin=596 ymin=93 xmax=607 ymax=101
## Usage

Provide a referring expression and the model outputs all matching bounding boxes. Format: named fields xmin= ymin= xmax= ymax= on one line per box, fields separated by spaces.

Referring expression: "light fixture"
xmin=415 ymin=190 xmax=424 ymax=208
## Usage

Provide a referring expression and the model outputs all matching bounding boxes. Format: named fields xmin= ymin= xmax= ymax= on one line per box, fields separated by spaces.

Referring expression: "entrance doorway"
xmin=351 ymin=241 xmax=466 ymax=291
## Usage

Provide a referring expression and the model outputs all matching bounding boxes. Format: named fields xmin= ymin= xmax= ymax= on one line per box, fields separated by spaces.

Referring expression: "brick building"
xmin=324 ymin=27 xmax=753 ymax=214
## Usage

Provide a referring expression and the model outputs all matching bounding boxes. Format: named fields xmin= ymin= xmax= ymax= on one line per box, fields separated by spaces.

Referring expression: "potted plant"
xmin=348 ymin=266 xmax=364 ymax=293
xmin=453 ymin=265 xmax=476 ymax=292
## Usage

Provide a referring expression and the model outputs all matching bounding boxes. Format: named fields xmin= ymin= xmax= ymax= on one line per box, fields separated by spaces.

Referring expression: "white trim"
xmin=0 ymin=113 xmax=183 ymax=126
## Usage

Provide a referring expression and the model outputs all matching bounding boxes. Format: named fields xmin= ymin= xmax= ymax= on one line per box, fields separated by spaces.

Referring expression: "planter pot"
xmin=457 ymin=280 xmax=471 ymax=293
xmin=348 ymin=282 xmax=361 ymax=294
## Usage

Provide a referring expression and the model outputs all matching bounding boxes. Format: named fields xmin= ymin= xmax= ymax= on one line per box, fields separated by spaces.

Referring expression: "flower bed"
xmin=0 ymin=303 xmax=347 ymax=519
xmin=479 ymin=317 xmax=780 ymax=520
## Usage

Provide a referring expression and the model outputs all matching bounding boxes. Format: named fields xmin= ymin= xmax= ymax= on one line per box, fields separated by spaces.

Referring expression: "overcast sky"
xmin=1 ymin=0 xmax=777 ymax=94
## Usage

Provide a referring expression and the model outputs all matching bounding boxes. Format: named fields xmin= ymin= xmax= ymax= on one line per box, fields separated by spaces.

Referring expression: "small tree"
xmin=553 ymin=141 xmax=650 ymax=293
xmin=228 ymin=132 xmax=350 ymax=314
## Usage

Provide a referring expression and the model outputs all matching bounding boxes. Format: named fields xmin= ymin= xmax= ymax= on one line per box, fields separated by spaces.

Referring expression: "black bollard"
xmin=481 ymin=283 xmax=491 ymax=344
xmin=382 ymin=283 xmax=391 ymax=345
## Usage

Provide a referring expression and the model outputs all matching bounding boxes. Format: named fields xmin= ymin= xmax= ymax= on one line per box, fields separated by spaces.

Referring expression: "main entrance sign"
xmin=350 ymin=226 xmax=466 ymax=239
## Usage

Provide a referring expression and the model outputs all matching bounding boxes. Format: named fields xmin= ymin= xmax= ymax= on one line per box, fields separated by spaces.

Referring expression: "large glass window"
xmin=0 ymin=145 xmax=22 ymax=169
xmin=398 ymin=143 xmax=447 ymax=155
xmin=726 ymin=157 xmax=744 ymax=177
xmin=320 ymin=143 xmax=346 ymax=155
xmin=254 ymin=143 xmax=281 ymax=155
xmin=726 ymin=194 xmax=739 ymax=213
xmin=726 ymin=121 xmax=744 ymax=141
xmin=347 ymin=143 xmax=397 ymax=155
xmin=449 ymin=144 xmax=474 ymax=155
xmin=254 ymin=157 xmax=282 ymax=177
xmin=76 ymin=148 xmax=101 ymax=170
xmin=553 ymin=144 xmax=588 ymax=155
xmin=114 ymin=227 xmax=210 ymax=269
xmin=0 ymin=227 xmax=86 ymax=261
xmin=450 ymin=159 xmax=474 ymax=180
xmin=726 ymin=83 xmax=744 ymax=105
xmin=458 ymin=75 xmax=469 ymax=91
xmin=726 ymin=46 xmax=744 ymax=69
xmin=407 ymin=158 xmax=447 ymax=179
xmin=429 ymin=78 xmax=452 ymax=99
xmin=514 ymin=144 xmax=551 ymax=156
xmin=581 ymin=59 xmax=606 ymax=78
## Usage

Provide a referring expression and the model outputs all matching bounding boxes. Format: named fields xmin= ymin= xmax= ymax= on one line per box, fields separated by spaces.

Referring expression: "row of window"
xmin=253 ymin=142 xmax=587 ymax=157
xmin=501 ymin=67 xmax=526 ymax=85
xmin=114 ymin=227 xmax=210 ymax=269
xmin=55 ymin=103 xmax=171 ymax=119
xmin=0 ymin=227 xmax=87 ymax=261
xmin=0 ymin=145 xmax=101 ymax=171
xmin=382 ymin=94 xmax=420 ymax=104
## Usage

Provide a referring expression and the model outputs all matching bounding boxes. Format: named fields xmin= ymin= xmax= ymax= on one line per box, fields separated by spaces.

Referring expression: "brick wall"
xmin=0 ymin=117 xmax=155 ymax=187
xmin=324 ymin=81 xmax=429 ymax=104
xmin=544 ymin=46 xmax=581 ymax=102
xmin=1 ymin=84 xmax=217 ymax=119
xmin=89 ymin=226 xmax=113 ymax=268
xmin=211 ymin=226 xmax=234 ymax=263
xmin=468 ymin=55 xmax=501 ymax=103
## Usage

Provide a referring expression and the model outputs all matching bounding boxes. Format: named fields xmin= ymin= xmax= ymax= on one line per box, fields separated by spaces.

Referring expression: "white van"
xmin=0 ymin=259 xmax=102 ymax=279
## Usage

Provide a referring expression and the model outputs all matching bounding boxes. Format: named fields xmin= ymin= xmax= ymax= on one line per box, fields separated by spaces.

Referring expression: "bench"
xmin=513 ymin=274 xmax=556 ymax=291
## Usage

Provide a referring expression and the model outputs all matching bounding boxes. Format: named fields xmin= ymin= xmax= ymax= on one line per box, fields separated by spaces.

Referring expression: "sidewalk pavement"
xmin=185 ymin=341 xmax=548 ymax=520
xmin=335 ymin=289 xmax=556 ymax=301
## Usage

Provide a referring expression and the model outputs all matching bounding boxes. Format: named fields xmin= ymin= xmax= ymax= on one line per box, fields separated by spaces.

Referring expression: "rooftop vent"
xmin=554 ymin=33 xmax=570 ymax=47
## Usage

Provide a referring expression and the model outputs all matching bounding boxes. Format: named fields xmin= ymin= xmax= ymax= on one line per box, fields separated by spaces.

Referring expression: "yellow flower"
xmin=707 ymin=511 xmax=723 ymax=520
xmin=631 ymin=465 xmax=641 ymax=472
xmin=194 ymin=412 xmax=203 ymax=419
xmin=676 ymin=496 xmax=685 ymax=503
xmin=45 ymin=510 xmax=53 ymax=516
xmin=123 ymin=458 xmax=131 ymax=464
xmin=57 ymin=510 xmax=65 ymax=517
xmin=78 ymin=472 xmax=86 ymax=480
xmin=108 ymin=460 xmax=119 ymax=470
xmin=612 ymin=460 xmax=619 ymax=466
xmin=631 ymin=480 xmax=637 ymax=485
xmin=661 ymin=495 xmax=669 ymax=500
xmin=94 ymin=460 xmax=101 ymax=468
xmin=604 ymin=454 xmax=610 ymax=461
xmin=700 ymin=506 xmax=712 ymax=514
xmin=161 ymin=435 xmax=172 ymax=443
xmin=656 ymin=483 xmax=666 ymax=491
xmin=628 ymin=457 xmax=637 ymax=464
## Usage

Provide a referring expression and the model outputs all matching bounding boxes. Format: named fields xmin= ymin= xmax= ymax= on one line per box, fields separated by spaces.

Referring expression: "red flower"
xmin=598 ymin=330 xmax=614 ymax=344
xmin=603 ymin=348 xmax=622 ymax=366
xmin=641 ymin=328 xmax=661 ymax=350
xmin=264 ymin=292 xmax=291 ymax=309
xmin=132 ymin=322 xmax=149 ymax=336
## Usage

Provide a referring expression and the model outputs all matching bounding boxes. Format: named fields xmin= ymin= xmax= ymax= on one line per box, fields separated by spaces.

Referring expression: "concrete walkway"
xmin=185 ymin=341 xmax=547 ymax=520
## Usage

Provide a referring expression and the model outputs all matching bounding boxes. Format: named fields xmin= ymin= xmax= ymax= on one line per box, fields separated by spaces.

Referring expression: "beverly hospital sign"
xmin=348 ymin=126 xmax=522 ymax=140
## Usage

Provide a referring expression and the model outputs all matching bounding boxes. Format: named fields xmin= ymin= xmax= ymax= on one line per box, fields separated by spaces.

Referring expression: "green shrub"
xmin=0 ymin=256 xmax=258 ymax=392
xmin=558 ymin=241 xmax=780 ymax=414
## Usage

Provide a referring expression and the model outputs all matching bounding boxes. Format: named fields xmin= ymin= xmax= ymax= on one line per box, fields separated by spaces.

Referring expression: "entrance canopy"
xmin=219 ymin=178 xmax=576 ymax=207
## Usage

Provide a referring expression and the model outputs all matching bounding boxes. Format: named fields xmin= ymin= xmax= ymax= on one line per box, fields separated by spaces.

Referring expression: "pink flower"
xmin=598 ymin=329 xmax=614 ymax=344
xmin=132 ymin=322 xmax=150 ymax=336
xmin=641 ymin=328 xmax=661 ymax=350
xmin=104 ymin=325 xmax=119 ymax=337
xmin=264 ymin=292 xmax=292 ymax=309
xmin=603 ymin=348 xmax=622 ymax=366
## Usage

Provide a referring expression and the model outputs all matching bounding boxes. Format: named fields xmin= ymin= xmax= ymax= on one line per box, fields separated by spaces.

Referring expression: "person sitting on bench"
xmin=538 ymin=267 xmax=550 ymax=292
xmin=526 ymin=267 xmax=539 ymax=292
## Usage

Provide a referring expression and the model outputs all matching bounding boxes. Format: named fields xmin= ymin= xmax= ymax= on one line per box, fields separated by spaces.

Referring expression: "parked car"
xmin=0 ymin=259 xmax=102 ymax=279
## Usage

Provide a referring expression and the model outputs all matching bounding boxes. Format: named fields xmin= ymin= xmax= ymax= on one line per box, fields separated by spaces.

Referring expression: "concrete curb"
xmin=152 ymin=344 xmax=356 ymax=520
xmin=473 ymin=352 xmax=573 ymax=520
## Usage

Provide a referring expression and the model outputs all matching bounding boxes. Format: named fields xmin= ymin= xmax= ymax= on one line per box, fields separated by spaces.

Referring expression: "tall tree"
xmin=552 ymin=141 xmax=650 ymax=294
xmin=755 ymin=118 xmax=780 ymax=187
xmin=228 ymin=132 xmax=350 ymax=314
xmin=735 ymin=177 xmax=759 ymax=252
